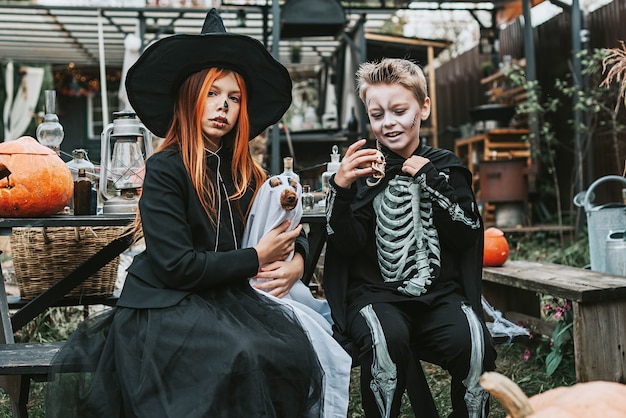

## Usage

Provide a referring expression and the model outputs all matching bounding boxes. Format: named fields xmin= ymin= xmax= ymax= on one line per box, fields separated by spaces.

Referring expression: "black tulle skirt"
xmin=45 ymin=286 xmax=324 ymax=417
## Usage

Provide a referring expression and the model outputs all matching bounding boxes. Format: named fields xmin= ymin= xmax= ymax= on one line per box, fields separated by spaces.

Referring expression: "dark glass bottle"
xmin=73 ymin=168 xmax=93 ymax=215
xmin=346 ymin=107 xmax=359 ymax=143
xmin=347 ymin=106 xmax=358 ymax=133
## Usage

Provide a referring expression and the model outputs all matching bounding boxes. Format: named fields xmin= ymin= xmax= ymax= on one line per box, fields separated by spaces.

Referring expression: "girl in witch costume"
xmin=323 ymin=58 xmax=497 ymax=418
xmin=45 ymin=9 xmax=328 ymax=417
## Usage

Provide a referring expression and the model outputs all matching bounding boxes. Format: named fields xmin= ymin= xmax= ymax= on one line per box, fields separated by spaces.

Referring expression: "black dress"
xmin=46 ymin=146 xmax=323 ymax=418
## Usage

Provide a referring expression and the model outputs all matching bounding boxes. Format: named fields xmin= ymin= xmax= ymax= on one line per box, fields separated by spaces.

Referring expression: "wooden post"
xmin=0 ymin=249 xmax=27 ymax=418
xmin=427 ymin=45 xmax=438 ymax=148
xmin=573 ymin=299 xmax=626 ymax=382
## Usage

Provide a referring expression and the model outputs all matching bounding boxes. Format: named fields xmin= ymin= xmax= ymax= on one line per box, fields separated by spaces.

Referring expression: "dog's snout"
xmin=280 ymin=189 xmax=299 ymax=211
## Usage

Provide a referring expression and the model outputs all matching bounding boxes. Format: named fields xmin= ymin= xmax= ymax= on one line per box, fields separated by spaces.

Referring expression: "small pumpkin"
xmin=480 ymin=371 xmax=626 ymax=418
xmin=483 ymin=227 xmax=510 ymax=267
xmin=0 ymin=136 xmax=73 ymax=217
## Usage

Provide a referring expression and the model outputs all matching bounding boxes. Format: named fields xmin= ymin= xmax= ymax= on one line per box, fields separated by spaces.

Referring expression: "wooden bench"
xmin=0 ymin=287 xmax=119 ymax=417
xmin=0 ymin=340 xmax=64 ymax=415
xmin=482 ymin=260 xmax=626 ymax=383
xmin=0 ymin=342 xmax=63 ymax=377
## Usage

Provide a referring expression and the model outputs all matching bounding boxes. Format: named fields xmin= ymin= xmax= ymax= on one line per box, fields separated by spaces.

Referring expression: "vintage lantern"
xmin=99 ymin=110 xmax=153 ymax=214
xmin=36 ymin=90 xmax=64 ymax=155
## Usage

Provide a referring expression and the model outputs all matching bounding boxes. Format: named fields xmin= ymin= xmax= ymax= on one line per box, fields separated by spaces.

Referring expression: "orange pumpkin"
xmin=480 ymin=371 xmax=626 ymax=418
xmin=483 ymin=227 xmax=510 ymax=267
xmin=0 ymin=136 xmax=73 ymax=217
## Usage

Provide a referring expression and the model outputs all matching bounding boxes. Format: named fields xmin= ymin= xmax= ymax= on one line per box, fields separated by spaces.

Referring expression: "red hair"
xmin=127 ymin=68 xmax=266 ymax=238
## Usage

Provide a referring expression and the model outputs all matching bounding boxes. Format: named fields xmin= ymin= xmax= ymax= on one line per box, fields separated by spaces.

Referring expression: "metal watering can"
xmin=574 ymin=175 xmax=626 ymax=274
xmin=606 ymin=230 xmax=626 ymax=276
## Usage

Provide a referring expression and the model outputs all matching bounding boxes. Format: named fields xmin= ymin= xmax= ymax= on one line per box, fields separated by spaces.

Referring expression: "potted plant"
xmin=601 ymin=40 xmax=626 ymax=109
xmin=290 ymin=43 xmax=302 ymax=64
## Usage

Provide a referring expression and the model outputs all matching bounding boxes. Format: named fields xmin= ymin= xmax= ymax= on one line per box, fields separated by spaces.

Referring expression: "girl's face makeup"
xmin=365 ymin=83 xmax=430 ymax=159
xmin=202 ymin=72 xmax=241 ymax=150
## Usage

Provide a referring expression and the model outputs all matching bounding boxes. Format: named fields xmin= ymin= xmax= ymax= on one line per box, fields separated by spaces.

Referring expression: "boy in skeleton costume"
xmin=323 ymin=58 xmax=496 ymax=418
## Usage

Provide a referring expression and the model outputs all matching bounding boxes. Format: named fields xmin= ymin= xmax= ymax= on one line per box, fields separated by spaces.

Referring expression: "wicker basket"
xmin=10 ymin=226 xmax=125 ymax=300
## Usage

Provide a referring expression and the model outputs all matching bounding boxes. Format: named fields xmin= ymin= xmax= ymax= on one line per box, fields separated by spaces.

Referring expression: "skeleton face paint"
xmin=365 ymin=84 xmax=430 ymax=159
xmin=202 ymin=73 xmax=241 ymax=150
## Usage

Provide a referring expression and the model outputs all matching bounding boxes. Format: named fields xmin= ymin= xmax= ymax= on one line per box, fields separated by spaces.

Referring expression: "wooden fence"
xmin=434 ymin=0 xmax=626 ymax=216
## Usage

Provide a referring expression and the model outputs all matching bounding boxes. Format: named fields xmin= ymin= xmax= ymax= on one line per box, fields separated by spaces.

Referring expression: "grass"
xmin=345 ymin=342 xmax=576 ymax=417
xmin=0 ymin=228 xmax=583 ymax=417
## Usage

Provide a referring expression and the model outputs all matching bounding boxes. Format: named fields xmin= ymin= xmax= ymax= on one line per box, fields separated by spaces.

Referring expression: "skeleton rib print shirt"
xmin=325 ymin=143 xmax=482 ymax=315
xmin=372 ymin=169 xmax=475 ymax=296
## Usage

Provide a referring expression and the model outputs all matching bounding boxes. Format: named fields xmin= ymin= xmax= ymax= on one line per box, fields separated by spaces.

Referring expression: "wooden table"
xmin=0 ymin=215 xmax=135 ymax=335
xmin=0 ymin=214 xmax=134 ymax=418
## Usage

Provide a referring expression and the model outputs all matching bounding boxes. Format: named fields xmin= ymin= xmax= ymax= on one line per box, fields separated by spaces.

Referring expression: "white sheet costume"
xmin=243 ymin=175 xmax=334 ymax=325
xmin=242 ymin=174 xmax=351 ymax=418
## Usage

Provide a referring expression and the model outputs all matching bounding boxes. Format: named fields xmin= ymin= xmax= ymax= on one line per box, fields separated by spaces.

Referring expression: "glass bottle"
xmin=281 ymin=156 xmax=300 ymax=183
xmin=301 ymin=184 xmax=315 ymax=212
xmin=66 ymin=149 xmax=96 ymax=181
xmin=347 ymin=106 xmax=358 ymax=133
xmin=346 ymin=106 xmax=359 ymax=142
xmin=36 ymin=90 xmax=64 ymax=155
xmin=66 ymin=149 xmax=96 ymax=213
xmin=73 ymin=168 xmax=94 ymax=215
xmin=321 ymin=145 xmax=341 ymax=196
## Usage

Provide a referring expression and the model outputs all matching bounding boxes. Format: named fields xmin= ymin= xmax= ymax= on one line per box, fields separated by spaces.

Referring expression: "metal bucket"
xmin=606 ymin=231 xmax=626 ymax=276
xmin=494 ymin=202 xmax=525 ymax=227
xmin=576 ymin=176 xmax=626 ymax=273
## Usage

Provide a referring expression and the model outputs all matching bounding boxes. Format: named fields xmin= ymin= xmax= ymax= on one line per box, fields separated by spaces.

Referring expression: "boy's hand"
xmin=334 ymin=139 xmax=379 ymax=189
xmin=402 ymin=155 xmax=430 ymax=177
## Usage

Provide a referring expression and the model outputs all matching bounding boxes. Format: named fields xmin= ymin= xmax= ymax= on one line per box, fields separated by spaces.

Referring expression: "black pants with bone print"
xmin=348 ymin=292 xmax=496 ymax=418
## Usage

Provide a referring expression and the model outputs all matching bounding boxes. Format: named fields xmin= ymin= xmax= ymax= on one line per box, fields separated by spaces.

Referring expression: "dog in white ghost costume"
xmin=242 ymin=174 xmax=333 ymax=326
xmin=242 ymin=174 xmax=351 ymax=418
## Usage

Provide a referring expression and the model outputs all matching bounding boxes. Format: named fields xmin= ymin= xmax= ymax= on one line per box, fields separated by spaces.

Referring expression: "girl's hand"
xmin=254 ymin=220 xmax=302 ymax=266
xmin=333 ymin=139 xmax=379 ymax=189
xmin=252 ymin=253 xmax=305 ymax=298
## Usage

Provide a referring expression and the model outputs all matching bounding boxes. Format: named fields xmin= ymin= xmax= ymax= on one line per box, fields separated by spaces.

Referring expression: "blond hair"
xmin=356 ymin=58 xmax=428 ymax=106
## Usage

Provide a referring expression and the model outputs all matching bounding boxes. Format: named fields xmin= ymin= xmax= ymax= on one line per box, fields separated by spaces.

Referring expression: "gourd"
xmin=480 ymin=371 xmax=626 ymax=418
xmin=483 ymin=227 xmax=510 ymax=267
xmin=0 ymin=136 xmax=73 ymax=217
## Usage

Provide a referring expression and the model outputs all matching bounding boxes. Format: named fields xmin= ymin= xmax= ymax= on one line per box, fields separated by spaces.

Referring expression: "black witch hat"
xmin=125 ymin=8 xmax=292 ymax=139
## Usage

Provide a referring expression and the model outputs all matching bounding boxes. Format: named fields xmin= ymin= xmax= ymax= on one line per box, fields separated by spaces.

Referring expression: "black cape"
xmin=323 ymin=142 xmax=485 ymax=347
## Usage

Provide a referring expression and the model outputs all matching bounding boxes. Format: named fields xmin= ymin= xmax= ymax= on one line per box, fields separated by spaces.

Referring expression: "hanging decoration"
xmin=54 ymin=63 xmax=120 ymax=98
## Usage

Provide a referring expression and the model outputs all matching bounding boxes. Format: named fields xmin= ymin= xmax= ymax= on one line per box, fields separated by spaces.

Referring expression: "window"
xmin=87 ymin=92 xmax=120 ymax=141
